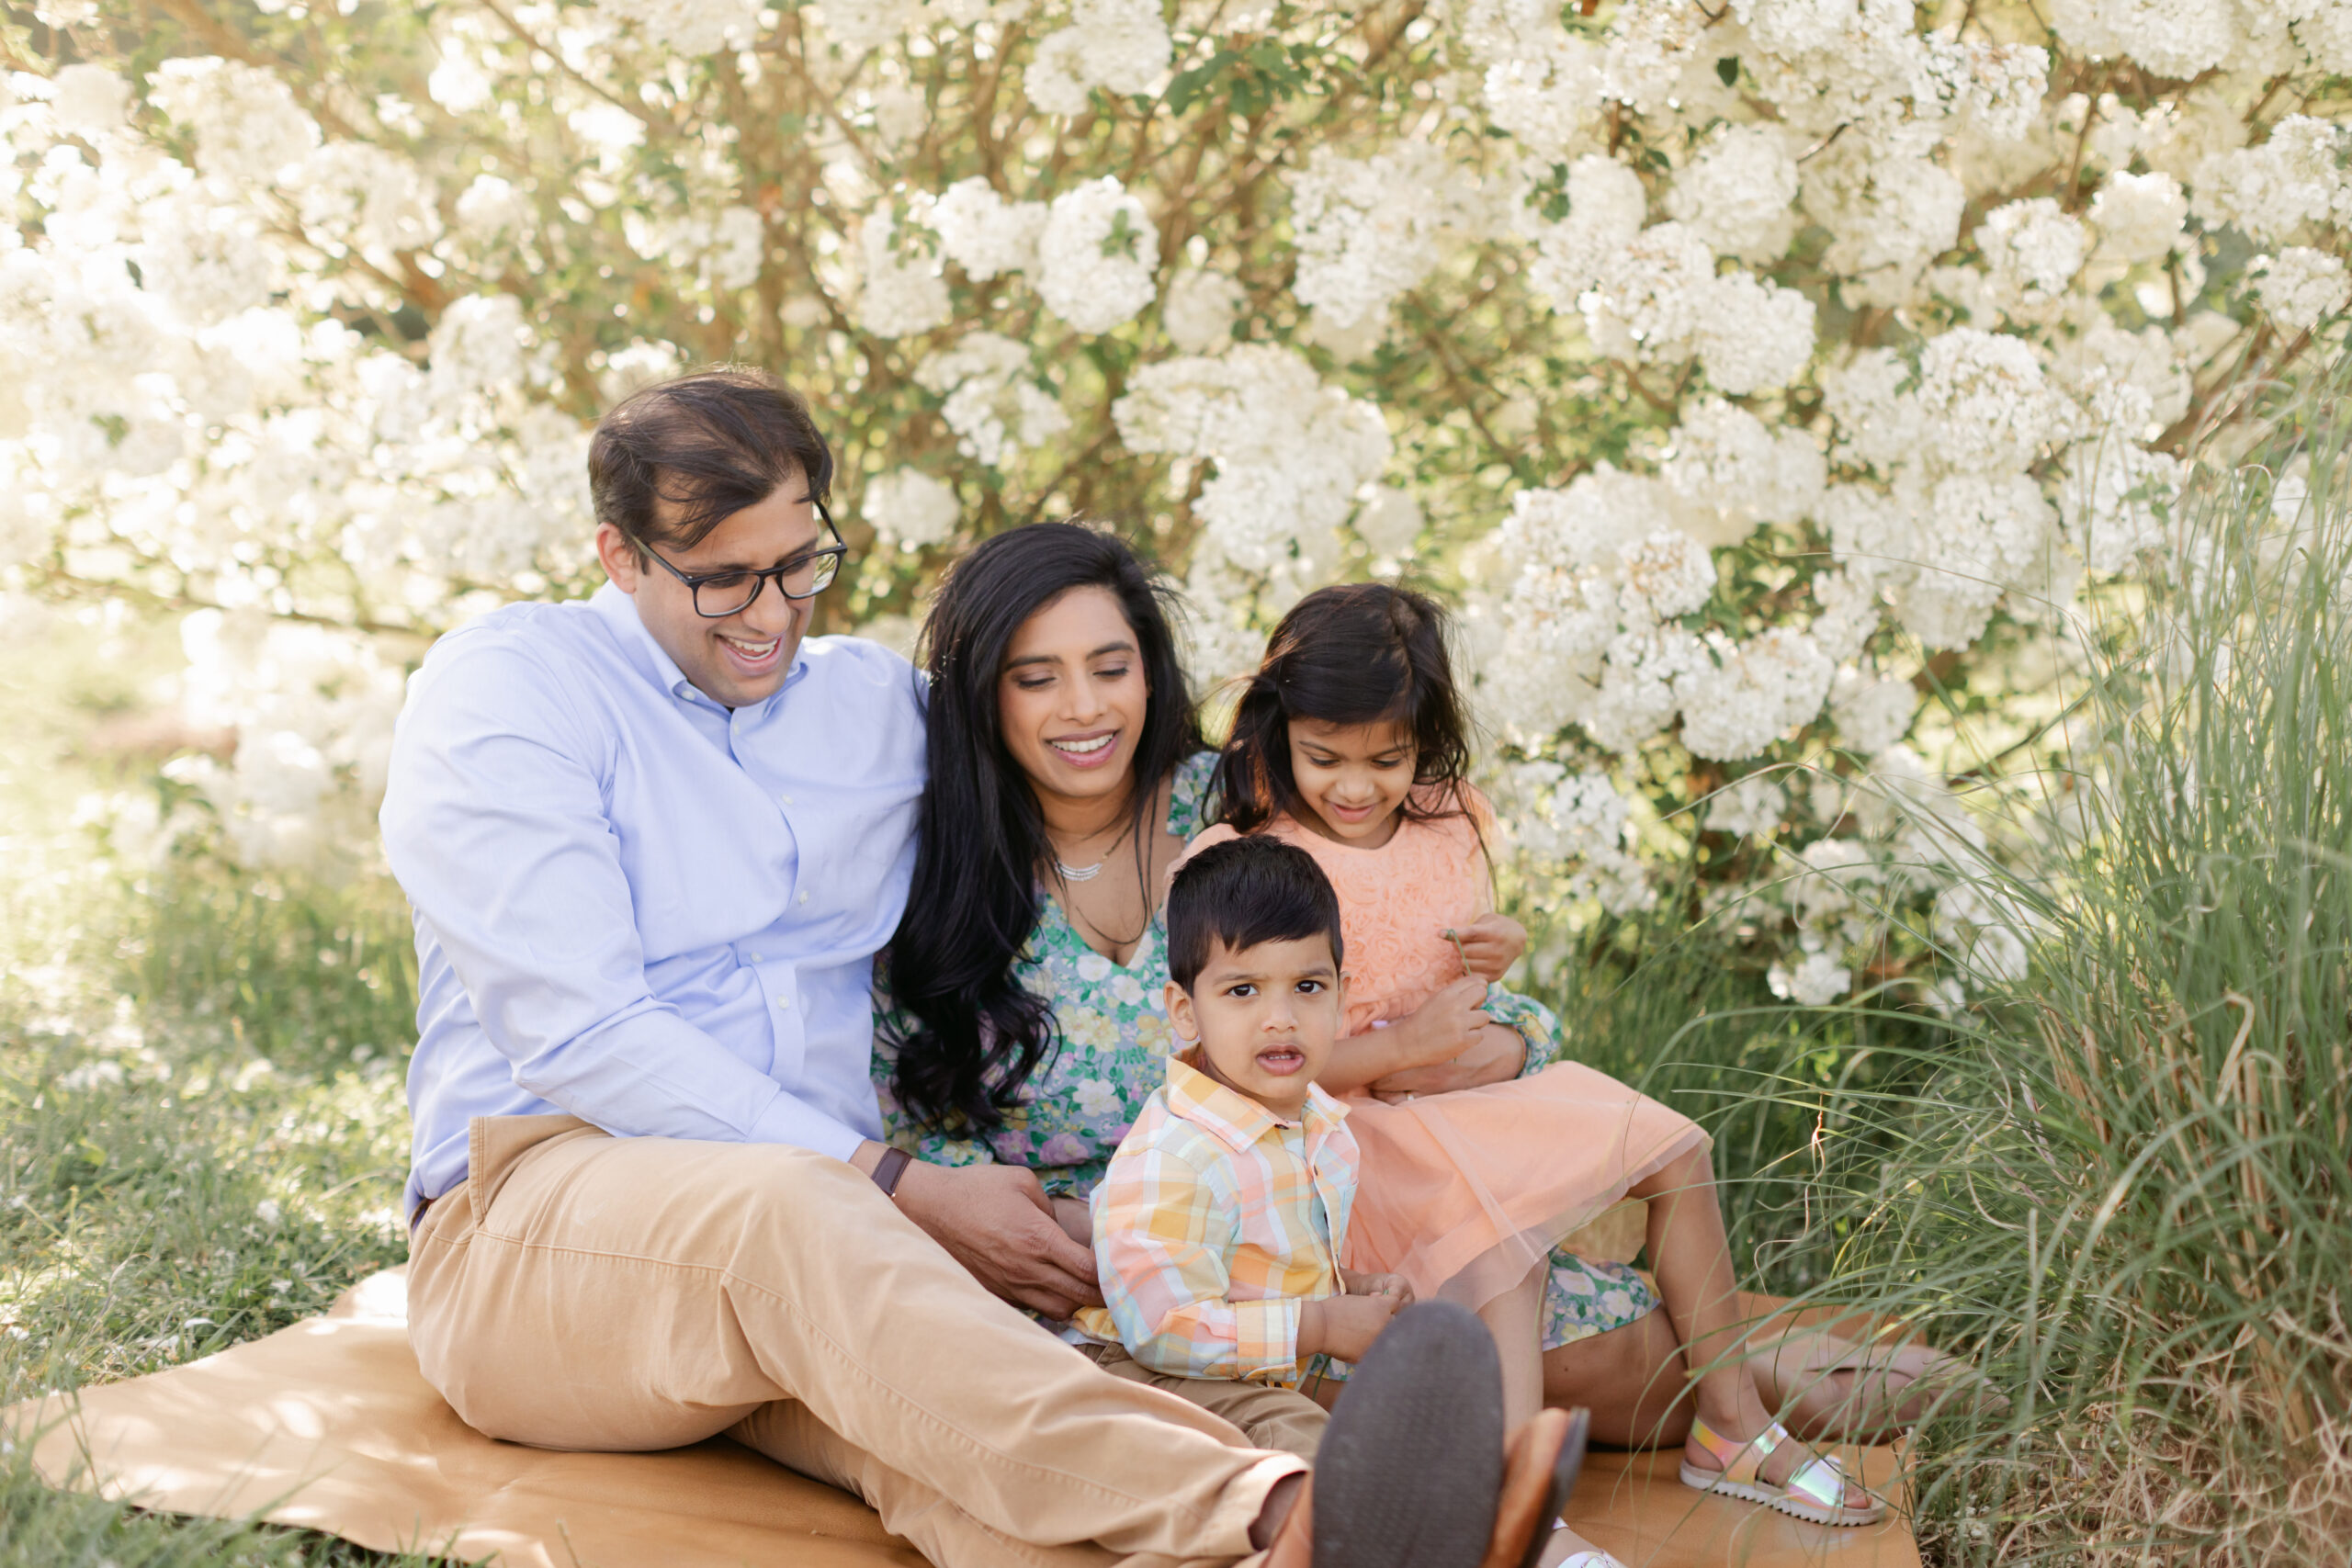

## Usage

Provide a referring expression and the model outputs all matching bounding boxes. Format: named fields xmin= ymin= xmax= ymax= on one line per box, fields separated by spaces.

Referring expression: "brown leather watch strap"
xmin=872 ymin=1145 xmax=913 ymax=1200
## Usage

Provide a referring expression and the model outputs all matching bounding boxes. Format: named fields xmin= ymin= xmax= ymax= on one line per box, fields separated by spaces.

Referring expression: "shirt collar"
xmin=588 ymin=580 xmax=808 ymax=713
xmin=1164 ymin=1052 xmax=1347 ymax=1155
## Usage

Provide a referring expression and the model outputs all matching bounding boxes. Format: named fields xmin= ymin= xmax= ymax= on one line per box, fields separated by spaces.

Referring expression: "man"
xmin=381 ymin=367 xmax=1576 ymax=1568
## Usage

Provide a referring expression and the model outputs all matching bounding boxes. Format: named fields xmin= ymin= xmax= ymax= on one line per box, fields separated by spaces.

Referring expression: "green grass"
xmin=0 ymin=610 xmax=429 ymax=1566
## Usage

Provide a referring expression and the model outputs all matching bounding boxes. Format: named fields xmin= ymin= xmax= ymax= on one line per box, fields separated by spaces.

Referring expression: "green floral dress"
xmin=873 ymin=752 xmax=1660 ymax=1349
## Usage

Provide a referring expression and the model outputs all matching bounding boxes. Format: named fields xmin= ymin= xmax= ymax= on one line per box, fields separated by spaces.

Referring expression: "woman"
xmin=875 ymin=522 xmax=1955 ymax=1449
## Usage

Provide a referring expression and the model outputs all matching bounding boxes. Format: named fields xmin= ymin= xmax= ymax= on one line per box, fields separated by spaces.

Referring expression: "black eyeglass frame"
xmin=635 ymin=502 xmax=850 ymax=618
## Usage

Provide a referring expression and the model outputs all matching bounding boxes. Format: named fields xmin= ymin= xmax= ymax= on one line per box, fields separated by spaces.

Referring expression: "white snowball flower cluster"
xmin=2088 ymin=170 xmax=2188 ymax=264
xmin=1663 ymin=126 xmax=1800 ymax=264
xmin=1161 ymin=268 xmax=1243 ymax=354
xmin=857 ymin=207 xmax=952 ymax=338
xmin=146 ymin=57 xmax=320 ymax=185
xmin=1830 ymin=668 xmax=1917 ymax=756
xmin=1458 ymin=0 xmax=1606 ymax=160
xmin=1769 ymin=948 xmax=1853 ymax=1007
xmin=861 ymin=468 xmax=960 ymax=551
xmin=1025 ymin=0 xmax=1171 ymax=116
xmin=932 ymin=178 xmax=1048 ymax=280
xmin=1662 ymin=399 xmax=1826 ymax=544
xmin=1521 ymin=155 xmax=1647 ymax=311
xmin=2192 ymin=116 xmax=2348 ymax=244
xmin=1289 ymin=141 xmax=1491 ymax=338
xmin=2257 ymin=247 xmax=2351 ymax=334
xmin=915 ymin=333 xmax=1072 ymax=467
xmin=174 ymin=609 xmax=405 ymax=875
xmin=594 ymin=0 xmax=765 ymax=55
xmin=1114 ymin=344 xmax=1388 ymax=581
xmin=1577 ymin=220 xmax=1817 ymax=395
xmin=1493 ymin=761 xmax=1655 ymax=917
xmin=1708 ymin=773 xmax=1787 ymax=839
xmin=1035 ymin=177 xmax=1159 ymax=334
xmin=1675 ymin=627 xmax=1836 ymax=762
xmin=1975 ymin=198 xmax=2088 ymax=320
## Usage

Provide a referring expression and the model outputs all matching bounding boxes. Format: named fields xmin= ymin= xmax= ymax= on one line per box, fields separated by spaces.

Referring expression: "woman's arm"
xmin=1314 ymin=976 xmax=1498 ymax=1094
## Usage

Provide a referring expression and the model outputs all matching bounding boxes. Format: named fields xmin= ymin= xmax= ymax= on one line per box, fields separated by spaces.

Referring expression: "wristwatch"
xmin=872 ymin=1145 xmax=913 ymax=1200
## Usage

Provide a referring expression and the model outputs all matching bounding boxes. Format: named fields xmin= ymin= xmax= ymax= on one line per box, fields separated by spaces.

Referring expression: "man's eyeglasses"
xmin=638 ymin=503 xmax=850 ymax=618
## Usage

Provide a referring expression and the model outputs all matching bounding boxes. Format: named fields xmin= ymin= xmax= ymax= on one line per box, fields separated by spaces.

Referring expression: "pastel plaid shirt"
xmin=1076 ymin=1053 xmax=1358 ymax=1386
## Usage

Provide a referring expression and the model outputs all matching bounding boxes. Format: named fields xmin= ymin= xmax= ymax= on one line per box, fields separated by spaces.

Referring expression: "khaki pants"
xmin=407 ymin=1116 xmax=1301 ymax=1568
xmin=1079 ymin=1344 xmax=1328 ymax=1464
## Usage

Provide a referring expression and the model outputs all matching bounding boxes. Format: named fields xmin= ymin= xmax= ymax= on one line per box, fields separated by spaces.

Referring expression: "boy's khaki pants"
xmin=407 ymin=1116 xmax=1302 ymax=1568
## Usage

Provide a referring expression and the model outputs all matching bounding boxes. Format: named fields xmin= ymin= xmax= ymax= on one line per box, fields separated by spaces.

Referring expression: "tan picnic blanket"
xmin=6 ymin=1269 xmax=1919 ymax=1568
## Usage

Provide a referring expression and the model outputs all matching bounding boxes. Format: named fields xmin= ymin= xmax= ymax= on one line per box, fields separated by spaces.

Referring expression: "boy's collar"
xmin=1164 ymin=1049 xmax=1347 ymax=1155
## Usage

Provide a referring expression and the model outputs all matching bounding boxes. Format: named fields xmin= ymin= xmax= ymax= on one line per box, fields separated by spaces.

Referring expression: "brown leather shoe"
xmin=1479 ymin=1406 xmax=1591 ymax=1568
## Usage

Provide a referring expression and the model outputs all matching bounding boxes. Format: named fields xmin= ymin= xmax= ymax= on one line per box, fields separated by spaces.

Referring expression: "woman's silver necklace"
xmin=1052 ymin=821 xmax=1131 ymax=884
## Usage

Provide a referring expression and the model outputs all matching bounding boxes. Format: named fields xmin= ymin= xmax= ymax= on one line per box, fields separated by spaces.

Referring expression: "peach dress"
xmin=1186 ymin=791 xmax=1708 ymax=1311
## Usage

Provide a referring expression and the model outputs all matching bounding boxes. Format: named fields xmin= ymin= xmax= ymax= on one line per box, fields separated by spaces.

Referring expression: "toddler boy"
xmin=1074 ymin=835 xmax=1415 ymax=1461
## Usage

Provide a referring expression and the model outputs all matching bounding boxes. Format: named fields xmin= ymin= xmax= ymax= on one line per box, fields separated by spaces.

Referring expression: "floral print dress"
xmin=873 ymin=752 xmax=1660 ymax=1349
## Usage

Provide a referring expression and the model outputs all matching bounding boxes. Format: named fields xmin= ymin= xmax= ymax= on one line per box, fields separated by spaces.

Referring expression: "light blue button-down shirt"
xmin=381 ymin=581 xmax=927 ymax=1220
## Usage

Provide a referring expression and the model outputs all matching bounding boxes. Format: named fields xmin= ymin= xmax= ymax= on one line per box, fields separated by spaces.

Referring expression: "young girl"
xmin=1185 ymin=584 xmax=1883 ymax=1545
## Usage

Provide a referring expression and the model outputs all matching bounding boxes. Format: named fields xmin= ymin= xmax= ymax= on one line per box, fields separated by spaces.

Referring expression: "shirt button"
xmin=780 ymin=793 xmax=795 ymax=806
xmin=796 ymin=891 xmax=809 ymax=906
xmin=775 ymin=997 xmax=791 ymax=1010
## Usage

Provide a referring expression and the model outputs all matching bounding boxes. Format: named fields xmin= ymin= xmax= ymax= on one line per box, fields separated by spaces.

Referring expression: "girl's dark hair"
xmin=1214 ymin=582 xmax=1474 ymax=835
xmin=588 ymin=367 xmax=834 ymax=550
xmin=887 ymin=523 xmax=1203 ymax=1133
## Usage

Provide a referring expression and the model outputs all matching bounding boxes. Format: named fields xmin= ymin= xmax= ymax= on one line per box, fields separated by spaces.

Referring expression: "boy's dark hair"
xmin=1213 ymin=582 xmax=1475 ymax=835
xmin=1166 ymin=836 xmax=1345 ymax=992
xmin=588 ymin=367 xmax=833 ymax=552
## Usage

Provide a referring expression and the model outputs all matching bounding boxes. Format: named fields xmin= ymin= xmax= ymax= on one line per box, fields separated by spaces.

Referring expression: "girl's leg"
xmin=1479 ymin=1259 xmax=1547 ymax=1430
xmin=1541 ymin=1308 xmax=1693 ymax=1449
xmin=1625 ymin=1145 xmax=1871 ymax=1509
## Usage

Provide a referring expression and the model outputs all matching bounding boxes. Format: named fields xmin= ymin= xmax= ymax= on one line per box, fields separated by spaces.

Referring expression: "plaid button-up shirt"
xmin=1076 ymin=1053 xmax=1358 ymax=1385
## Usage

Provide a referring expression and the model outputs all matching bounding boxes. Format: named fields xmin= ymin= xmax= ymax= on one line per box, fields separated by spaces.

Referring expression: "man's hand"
xmin=1340 ymin=1268 xmax=1416 ymax=1307
xmin=1299 ymin=1293 xmax=1402 ymax=1363
xmin=891 ymin=1161 xmax=1105 ymax=1319
xmin=1453 ymin=914 xmax=1527 ymax=982
xmin=1369 ymin=1021 xmax=1527 ymax=1101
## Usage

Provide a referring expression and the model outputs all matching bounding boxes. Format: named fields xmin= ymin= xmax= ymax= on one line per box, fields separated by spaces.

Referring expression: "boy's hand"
xmin=1454 ymin=914 xmax=1527 ymax=981
xmin=1393 ymin=976 xmax=1495 ymax=1070
xmin=1299 ymin=1293 xmax=1402 ymax=1363
xmin=1341 ymin=1269 xmax=1416 ymax=1307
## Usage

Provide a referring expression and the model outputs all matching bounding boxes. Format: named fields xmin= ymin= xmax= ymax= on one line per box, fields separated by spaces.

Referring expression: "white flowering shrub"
xmin=4 ymin=0 xmax=2345 ymax=999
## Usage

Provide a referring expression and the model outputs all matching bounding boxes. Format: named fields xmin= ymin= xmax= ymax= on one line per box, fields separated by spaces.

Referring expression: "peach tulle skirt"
xmin=1339 ymin=1062 xmax=1711 ymax=1311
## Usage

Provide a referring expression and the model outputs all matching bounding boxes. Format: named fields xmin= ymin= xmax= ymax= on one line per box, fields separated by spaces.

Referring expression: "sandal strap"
xmin=1685 ymin=1416 xmax=1784 ymax=1485
xmin=1782 ymin=1451 xmax=1856 ymax=1514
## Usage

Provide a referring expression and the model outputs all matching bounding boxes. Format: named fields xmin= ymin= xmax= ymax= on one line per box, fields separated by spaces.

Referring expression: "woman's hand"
xmin=1314 ymin=975 xmax=1494 ymax=1094
xmin=1453 ymin=914 xmax=1527 ymax=981
xmin=1368 ymin=1021 xmax=1527 ymax=1101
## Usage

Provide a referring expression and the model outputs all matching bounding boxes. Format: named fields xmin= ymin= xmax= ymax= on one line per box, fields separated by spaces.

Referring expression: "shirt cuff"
xmin=1230 ymin=1295 xmax=1304 ymax=1381
xmin=744 ymin=1083 xmax=866 ymax=1162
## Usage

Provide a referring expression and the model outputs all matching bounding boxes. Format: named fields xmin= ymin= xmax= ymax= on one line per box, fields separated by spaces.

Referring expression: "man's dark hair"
xmin=588 ymin=367 xmax=834 ymax=550
xmin=1165 ymin=836 xmax=1345 ymax=993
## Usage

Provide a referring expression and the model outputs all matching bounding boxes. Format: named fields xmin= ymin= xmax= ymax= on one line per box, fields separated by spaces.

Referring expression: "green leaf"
xmin=1715 ymin=55 xmax=1740 ymax=87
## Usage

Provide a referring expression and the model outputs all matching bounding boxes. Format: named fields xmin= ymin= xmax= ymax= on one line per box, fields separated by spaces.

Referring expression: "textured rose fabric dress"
xmin=1186 ymin=792 xmax=1710 ymax=1312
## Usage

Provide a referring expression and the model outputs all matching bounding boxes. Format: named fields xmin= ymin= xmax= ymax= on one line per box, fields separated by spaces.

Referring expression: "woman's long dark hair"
xmin=887 ymin=523 xmax=1202 ymax=1133
xmin=1214 ymin=582 xmax=1474 ymax=834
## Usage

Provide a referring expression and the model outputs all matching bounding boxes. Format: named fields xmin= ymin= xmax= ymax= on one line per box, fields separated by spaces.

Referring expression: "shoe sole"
xmin=1517 ymin=1406 xmax=1592 ymax=1568
xmin=1676 ymin=1462 xmax=1888 ymax=1527
xmin=1311 ymin=1301 xmax=1504 ymax=1568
